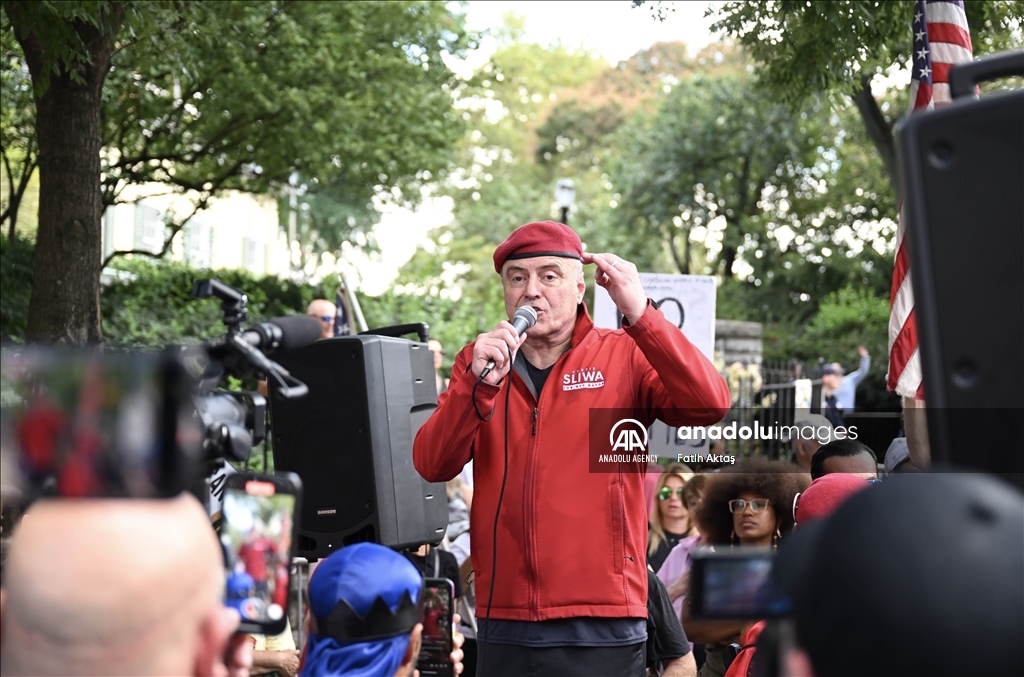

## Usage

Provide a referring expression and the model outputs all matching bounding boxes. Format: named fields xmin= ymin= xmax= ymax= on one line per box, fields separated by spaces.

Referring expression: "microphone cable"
xmin=476 ymin=369 xmax=513 ymax=677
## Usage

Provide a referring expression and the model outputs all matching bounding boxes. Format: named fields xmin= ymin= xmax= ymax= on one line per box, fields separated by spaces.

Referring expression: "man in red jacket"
xmin=413 ymin=221 xmax=730 ymax=676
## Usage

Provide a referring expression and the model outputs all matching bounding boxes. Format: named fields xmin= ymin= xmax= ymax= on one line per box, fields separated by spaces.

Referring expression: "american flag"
xmin=887 ymin=0 xmax=974 ymax=398
xmin=334 ymin=283 xmax=353 ymax=336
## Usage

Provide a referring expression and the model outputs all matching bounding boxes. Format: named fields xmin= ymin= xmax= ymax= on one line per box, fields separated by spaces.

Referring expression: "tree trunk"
xmin=668 ymin=229 xmax=690 ymax=275
xmin=12 ymin=12 xmax=118 ymax=344
xmin=4 ymin=156 xmax=35 ymax=241
xmin=852 ymin=76 xmax=900 ymax=197
xmin=6 ymin=195 xmax=19 ymax=241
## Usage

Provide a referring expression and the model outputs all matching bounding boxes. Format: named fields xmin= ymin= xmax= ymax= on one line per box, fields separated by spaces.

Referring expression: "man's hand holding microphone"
xmin=472 ymin=306 xmax=537 ymax=385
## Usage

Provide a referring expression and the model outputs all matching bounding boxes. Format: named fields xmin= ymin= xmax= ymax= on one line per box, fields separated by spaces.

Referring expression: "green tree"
xmin=705 ymin=1 xmax=1024 ymax=193
xmin=0 ymin=234 xmax=33 ymax=341
xmin=384 ymin=22 xmax=610 ymax=349
xmin=0 ymin=18 xmax=37 ymax=239
xmin=4 ymin=1 xmax=130 ymax=343
xmin=612 ymin=66 xmax=897 ymax=324
xmin=2 ymin=1 xmax=473 ymax=344
xmin=763 ymin=286 xmax=897 ymax=409
xmin=612 ymin=72 xmax=822 ymax=276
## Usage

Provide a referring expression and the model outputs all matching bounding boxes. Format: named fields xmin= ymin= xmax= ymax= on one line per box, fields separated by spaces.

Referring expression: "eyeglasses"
xmin=658 ymin=486 xmax=685 ymax=501
xmin=728 ymin=498 xmax=771 ymax=514
xmin=314 ymin=315 xmax=334 ymax=323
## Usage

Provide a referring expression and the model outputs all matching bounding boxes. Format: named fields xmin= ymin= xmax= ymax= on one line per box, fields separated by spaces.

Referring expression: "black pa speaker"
xmin=268 ymin=333 xmax=448 ymax=558
xmin=898 ymin=50 xmax=1024 ymax=477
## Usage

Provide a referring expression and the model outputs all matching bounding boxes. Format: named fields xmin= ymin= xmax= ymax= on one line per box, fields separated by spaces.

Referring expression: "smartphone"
xmin=417 ymin=577 xmax=455 ymax=677
xmin=219 ymin=471 xmax=302 ymax=635
xmin=0 ymin=347 xmax=197 ymax=505
xmin=688 ymin=548 xmax=791 ymax=619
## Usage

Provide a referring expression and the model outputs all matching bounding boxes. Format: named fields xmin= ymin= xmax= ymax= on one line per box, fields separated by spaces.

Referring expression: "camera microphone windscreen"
xmin=243 ymin=315 xmax=323 ymax=353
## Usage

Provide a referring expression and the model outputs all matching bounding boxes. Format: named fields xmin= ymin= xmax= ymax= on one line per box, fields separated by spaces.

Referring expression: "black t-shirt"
xmin=404 ymin=548 xmax=463 ymax=598
xmin=523 ymin=356 xmax=554 ymax=394
xmin=647 ymin=529 xmax=690 ymax=574
xmin=646 ymin=568 xmax=691 ymax=669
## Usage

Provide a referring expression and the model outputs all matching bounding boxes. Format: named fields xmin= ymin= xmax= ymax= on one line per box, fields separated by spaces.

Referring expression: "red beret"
xmin=492 ymin=221 xmax=583 ymax=274
xmin=794 ymin=474 xmax=870 ymax=524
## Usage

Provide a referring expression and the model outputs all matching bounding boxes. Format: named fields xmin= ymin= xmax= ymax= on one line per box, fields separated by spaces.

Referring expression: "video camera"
xmin=0 ymin=278 xmax=320 ymax=507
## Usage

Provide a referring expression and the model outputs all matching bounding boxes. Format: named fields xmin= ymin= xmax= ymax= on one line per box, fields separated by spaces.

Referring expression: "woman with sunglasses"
xmin=683 ymin=458 xmax=808 ymax=677
xmin=647 ymin=463 xmax=696 ymax=573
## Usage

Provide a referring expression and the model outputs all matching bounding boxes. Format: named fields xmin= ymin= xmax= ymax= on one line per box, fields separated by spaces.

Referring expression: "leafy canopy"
xmin=708 ymin=1 xmax=1024 ymax=103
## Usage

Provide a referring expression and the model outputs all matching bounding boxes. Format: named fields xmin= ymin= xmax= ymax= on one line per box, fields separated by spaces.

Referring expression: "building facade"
xmin=101 ymin=185 xmax=290 ymax=276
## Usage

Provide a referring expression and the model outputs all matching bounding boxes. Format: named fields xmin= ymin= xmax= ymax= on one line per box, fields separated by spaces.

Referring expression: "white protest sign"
xmin=594 ymin=273 xmax=718 ymax=459
xmin=593 ymin=273 xmax=716 ymax=361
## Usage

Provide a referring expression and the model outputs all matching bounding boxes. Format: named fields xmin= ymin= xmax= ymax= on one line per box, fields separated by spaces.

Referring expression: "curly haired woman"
xmin=683 ymin=458 xmax=809 ymax=677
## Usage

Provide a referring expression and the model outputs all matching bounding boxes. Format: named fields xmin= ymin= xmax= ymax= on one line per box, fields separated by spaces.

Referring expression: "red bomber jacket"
xmin=413 ymin=301 xmax=730 ymax=622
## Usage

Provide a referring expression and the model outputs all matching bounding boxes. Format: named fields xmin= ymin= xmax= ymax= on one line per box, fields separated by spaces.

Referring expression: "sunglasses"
xmin=315 ymin=315 xmax=334 ymax=323
xmin=728 ymin=498 xmax=771 ymax=514
xmin=658 ymin=486 xmax=685 ymax=501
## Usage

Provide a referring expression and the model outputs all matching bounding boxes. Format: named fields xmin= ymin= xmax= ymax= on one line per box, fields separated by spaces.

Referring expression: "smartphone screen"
xmin=220 ymin=472 xmax=301 ymax=635
xmin=418 ymin=577 xmax=455 ymax=677
xmin=689 ymin=549 xmax=791 ymax=619
xmin=0 ymin=347 xmax=196 ymax=504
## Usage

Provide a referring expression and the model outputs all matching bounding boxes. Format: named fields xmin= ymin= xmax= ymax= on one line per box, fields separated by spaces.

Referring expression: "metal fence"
xmin=718 ymin=360 xmax=899 ymax=461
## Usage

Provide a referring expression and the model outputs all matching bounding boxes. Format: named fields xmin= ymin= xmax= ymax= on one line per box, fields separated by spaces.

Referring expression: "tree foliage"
xmin=100 ymin=258 xmax=337 ymax=349
xmin=0 ymin=234 xmax=33 ymax=342
xmin=708 ymin=0 xmax=1023 ymax=104
xmin=611 ymin=66 xmax=895 ymax=324
xmin=0 ymin=17 xmax=37 ymax=238
xmin=706 ymin=1 xmax=1024 ymax=193
xmin=1 ymin=0 xmax=474 ymax=343
xmin=0 ymin=235 xmax=334 ymax=348
xmin=100 ymin=1 xmax=473 ymax=262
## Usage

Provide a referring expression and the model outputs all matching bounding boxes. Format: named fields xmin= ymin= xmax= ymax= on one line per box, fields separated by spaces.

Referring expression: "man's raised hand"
xmin=582 ymin=252 xmax=647 ymax=325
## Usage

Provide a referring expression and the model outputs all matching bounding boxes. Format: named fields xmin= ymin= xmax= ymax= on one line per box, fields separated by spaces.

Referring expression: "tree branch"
xmin=667 ymin=229 xmax=689 ymax=275
xmin=101 ymin=155 xmax=248 ymax=267
xmin=101 ymin=197 xmax=206 ymax=268
xmin=852 ymin=76 xmax=900 ymax=196
xmin=2 ymin=141 xmax=38 ymax=239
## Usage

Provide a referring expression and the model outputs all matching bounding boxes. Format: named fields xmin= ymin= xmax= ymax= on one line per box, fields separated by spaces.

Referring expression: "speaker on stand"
xmin=268 ymin=323 xmax=449 ymax=559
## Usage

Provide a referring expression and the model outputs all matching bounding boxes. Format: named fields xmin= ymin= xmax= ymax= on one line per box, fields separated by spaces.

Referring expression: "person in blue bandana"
xmin=300 ymin=542 xmax=464 ymax=677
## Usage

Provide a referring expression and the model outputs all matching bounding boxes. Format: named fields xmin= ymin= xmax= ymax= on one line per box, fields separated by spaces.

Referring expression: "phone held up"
xmin=418 ymin=577 xmax=455 ymax=677
xmin=219 ymin=471 xmax=302 ymax=635
xmin=688 ymin=548 xmax=791 ymax=620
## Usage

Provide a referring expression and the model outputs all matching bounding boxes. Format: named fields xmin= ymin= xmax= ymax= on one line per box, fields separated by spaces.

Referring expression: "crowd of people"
xmin=1 ymin=219 xmax=1020 ymax=677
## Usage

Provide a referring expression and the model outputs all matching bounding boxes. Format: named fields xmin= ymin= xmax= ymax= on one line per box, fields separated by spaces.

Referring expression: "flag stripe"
xmin=931 ymin=42 xmax=974 ymax=66
xmin=914 ymin=81 xmax=934 ymax=109
xmin=925 ymin=23 xmax=973 ymax=52
xmin=924 ymin=2 xmax=971 ymax=31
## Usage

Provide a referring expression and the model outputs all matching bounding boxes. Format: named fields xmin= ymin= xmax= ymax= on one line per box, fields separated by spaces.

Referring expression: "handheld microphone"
xmin=240 ymin=315 xmax=323 ymax=353
xmin=480 ymin=306 xmax=538 ymax=380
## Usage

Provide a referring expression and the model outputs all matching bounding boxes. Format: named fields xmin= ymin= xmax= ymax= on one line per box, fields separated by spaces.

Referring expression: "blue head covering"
xmin=300 ymin=543 xmax=423 ymax=677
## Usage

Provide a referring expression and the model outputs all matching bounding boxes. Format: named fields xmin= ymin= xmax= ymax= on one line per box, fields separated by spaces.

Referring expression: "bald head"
xmin=1 ymin=495 xmax=234 ymax=676
xmin=306 ymin=299 xmax=337 ymax=339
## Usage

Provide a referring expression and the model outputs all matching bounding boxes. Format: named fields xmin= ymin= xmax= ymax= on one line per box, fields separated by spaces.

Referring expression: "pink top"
xmin=656 ymin=534 xmax=702 ymax=617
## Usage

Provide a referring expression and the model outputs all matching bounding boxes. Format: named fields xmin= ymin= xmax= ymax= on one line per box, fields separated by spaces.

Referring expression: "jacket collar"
xmin=572 ymin=302 xmax=595 ymax=347
xmin=512 ymin=303 xmax=595 ymax=400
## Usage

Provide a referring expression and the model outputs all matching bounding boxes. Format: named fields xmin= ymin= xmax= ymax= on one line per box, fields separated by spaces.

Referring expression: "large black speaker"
xmin=898 ymin=51 xmax=1024 ymax=476
xmin=268 ymin=334 xmax=448 ymax=558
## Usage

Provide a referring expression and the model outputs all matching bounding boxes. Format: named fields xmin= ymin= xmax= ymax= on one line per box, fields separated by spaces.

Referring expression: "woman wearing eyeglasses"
xmin=647 ymin=463 xmax=696 ymax=573
xmin=683 ymin=458 xmax=808 ymax=677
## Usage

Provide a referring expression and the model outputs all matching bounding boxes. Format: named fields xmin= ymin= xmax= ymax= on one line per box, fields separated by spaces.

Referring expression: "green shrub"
xmin=0 ymin=235 xmax=34 ymax=343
